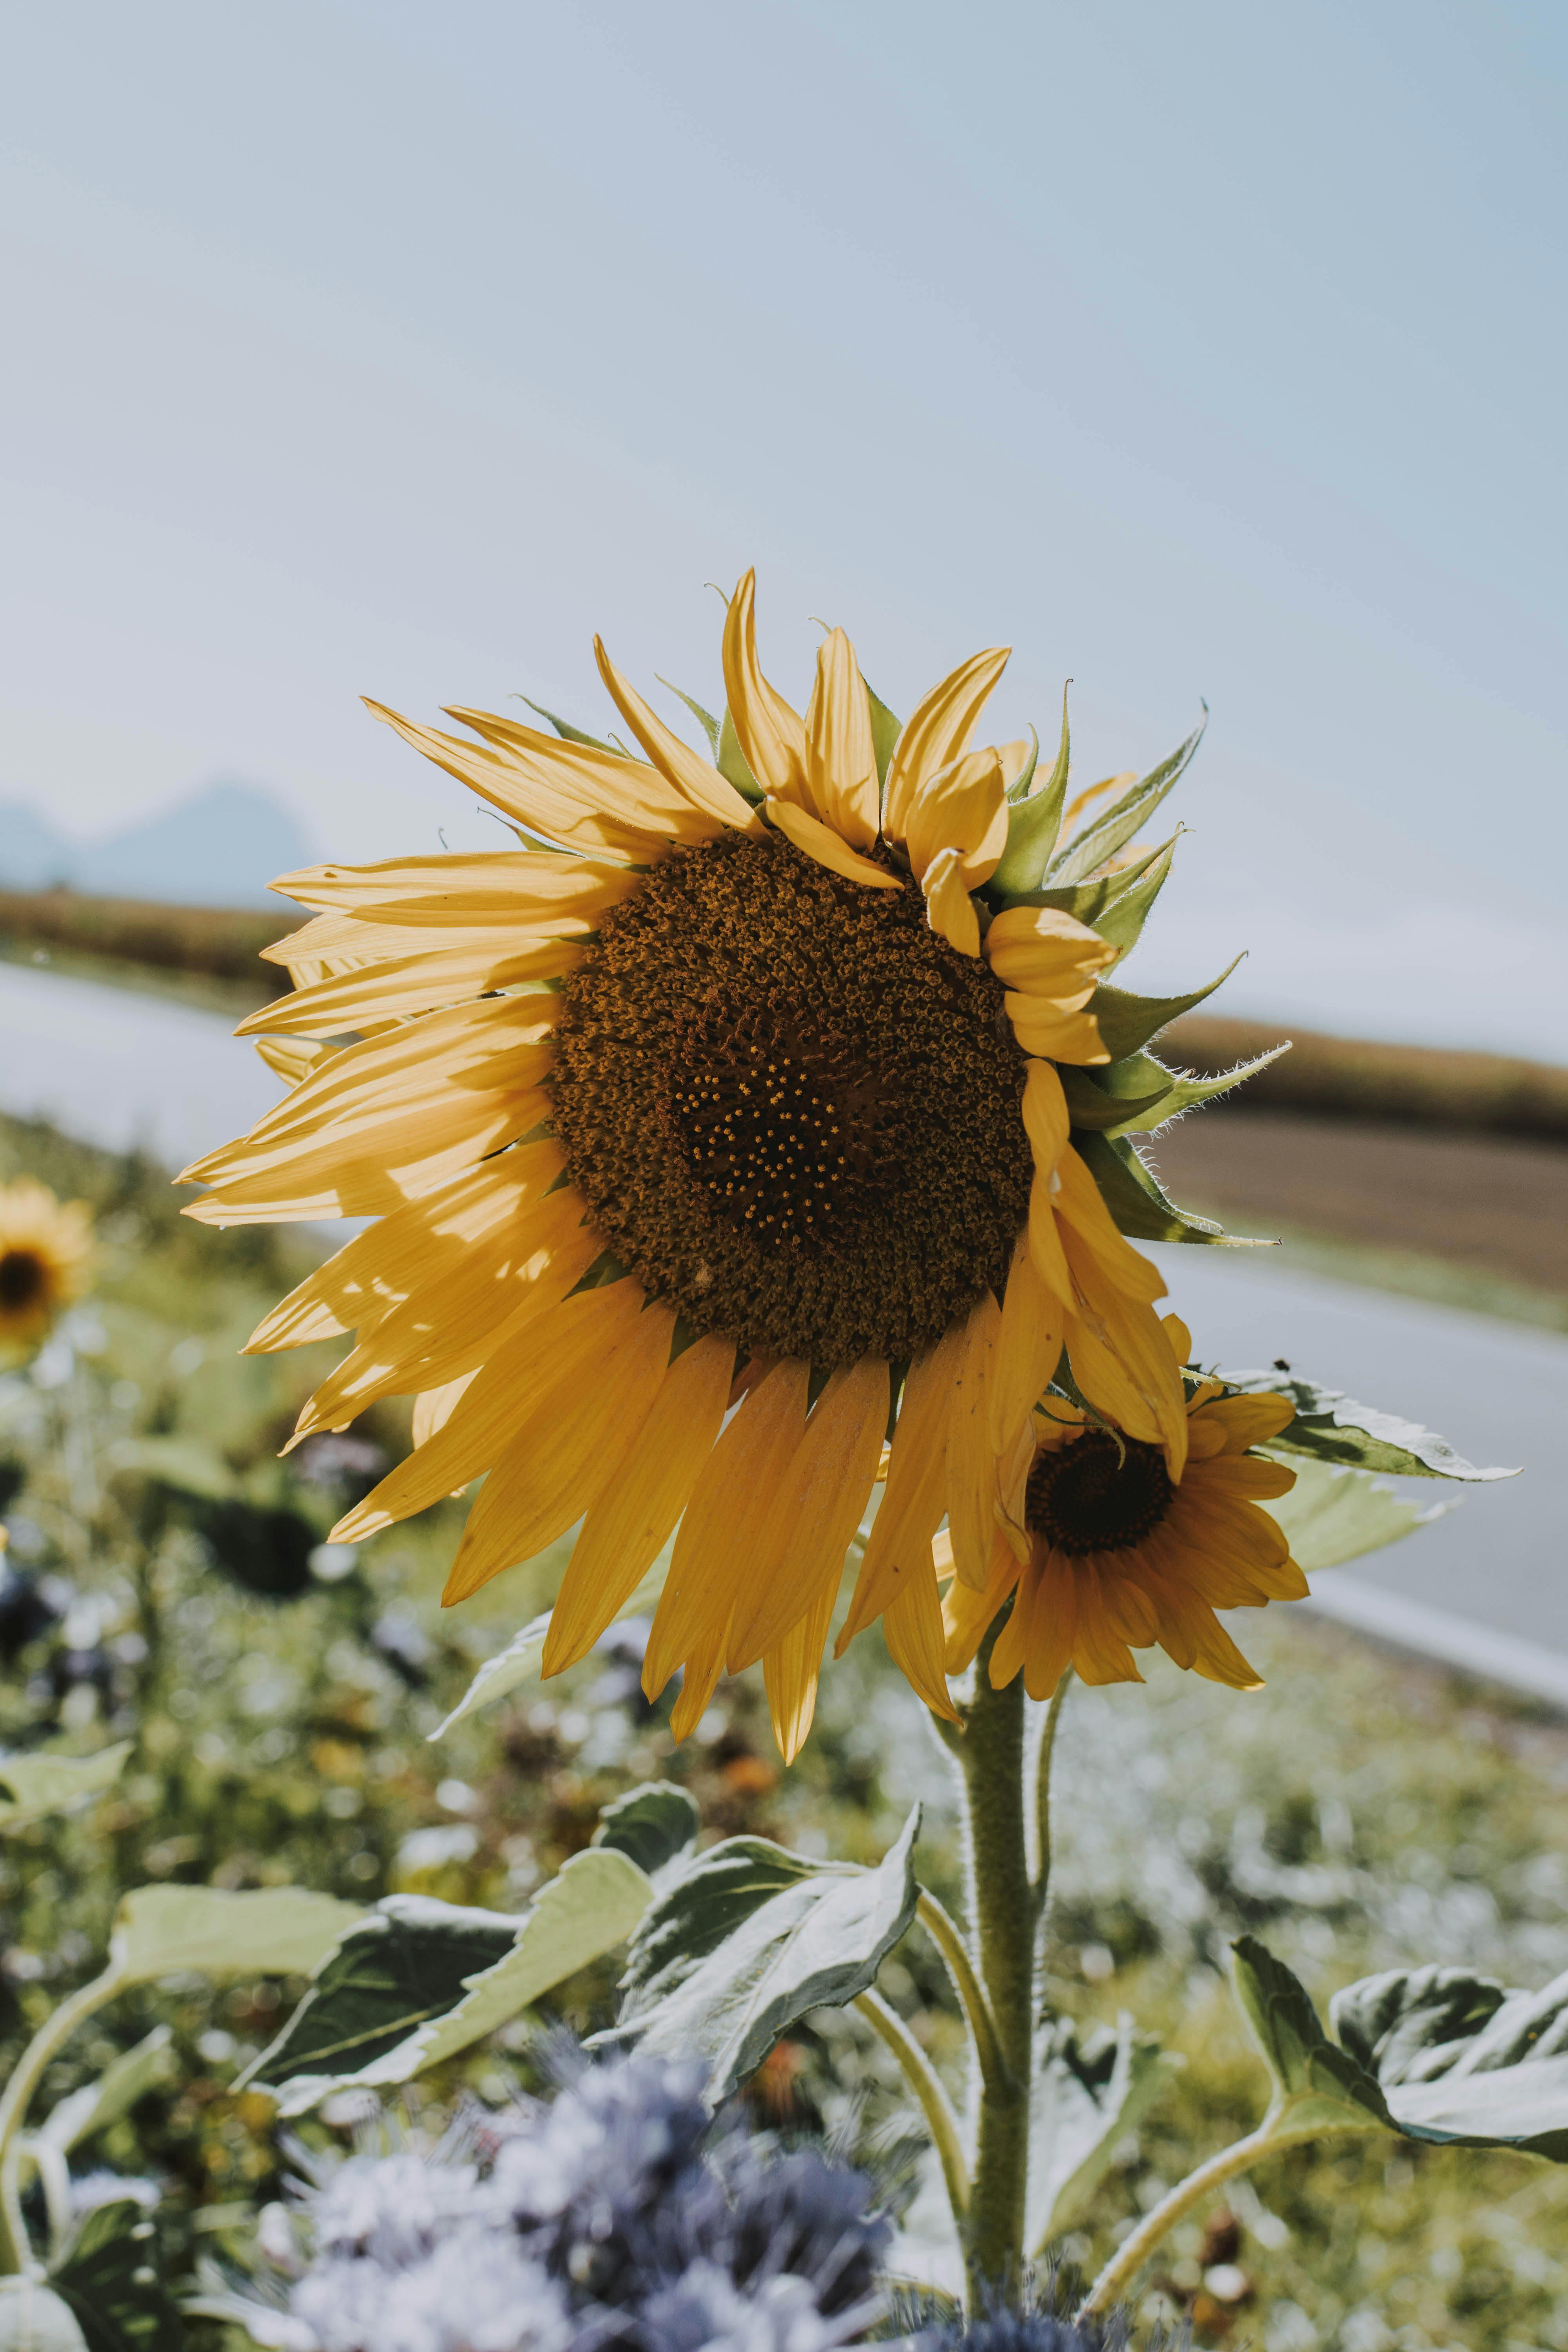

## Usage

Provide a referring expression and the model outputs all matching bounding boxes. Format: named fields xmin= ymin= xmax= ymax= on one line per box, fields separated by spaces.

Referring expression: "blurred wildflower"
xmin=0 ymin=1177 xmax=92 ymax=1358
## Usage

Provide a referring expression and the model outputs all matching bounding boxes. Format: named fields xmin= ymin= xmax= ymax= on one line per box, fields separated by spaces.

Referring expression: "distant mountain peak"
xmin=0 ymin=780 xmax=312 ymax=907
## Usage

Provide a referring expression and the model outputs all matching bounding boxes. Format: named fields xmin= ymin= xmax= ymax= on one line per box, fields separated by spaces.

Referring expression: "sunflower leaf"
xmin=429 ymin=1556 xmax=671 ymax=1740
xmin=1073 ymin=1131 xmax=1272 ymax=1248
xmin=1230 ymin=1936 xmax=1395 ymax=2135
xmin=1262 ymin=1457 xmax=1449 ymax=1572
xmin=51 ymin=2199 xmax=184 ymax=2352
xmin=1225 ymin=1373 xmax=1518 ymax=1481
xmin=991 ymin=685 xmax=1071 ymax=895
xmin=111 ymin=1885 xmax=363 ymax=1985
xmin=656 ymin=678 xmax=720 ymax=756
xmin=0 ymin=1742 xmax=131 ymax=1834
xmin=517 ymin=699 xmax=619 ymax=756
xmin=863 ymin=679 xmax=903 ymax=788
xmin=1046 ymin=712 xmax=1206 ymax=887
xmin=717 ymin=707 xmax=764 ymax=802
xmin=1330 ymin=1963 xmax=1568 ymax=2159
xmin=1086 ymin=955 xmax=1246 ymax=1061
xmin=593 ymin=1782 xmax=700 ymax=1886
xmin=1029 ymin=2014 xmax=1179 ymax=2252
xmin=596 ymin=1809 xmax=921 ymax=2104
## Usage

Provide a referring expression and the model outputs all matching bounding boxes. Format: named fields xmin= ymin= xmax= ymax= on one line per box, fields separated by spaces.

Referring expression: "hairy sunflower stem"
xmin=0 ymin=1965 xmax=124 ymax=2274
xmin=852 ymin=1989 xmax=970 ymax=2226
xmin=1032 ymin=1667 xmax=1074 ymax=1916
xmin=954 ymin=1629 xmax=1034 ymax=2303
xmin=915 ymin=1887 xmax=1009 ymax=2098
xmin=1076 ymin=2109 xmax=1339 ymax=2316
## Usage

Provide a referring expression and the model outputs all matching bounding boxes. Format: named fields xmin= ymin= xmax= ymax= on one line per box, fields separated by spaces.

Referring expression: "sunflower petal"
xmin=837 ymin=1321 xmax=969 ymax=1650
xmin=727 ymin=1356 xmax=889 ymax=1668
xmin=942 ymin=1531 xmax=1021 ymax=1673
xmin=593 ymin=637 xmax=764 ymax=837
xmin=944 ymin=1290 xmax=1002 ymax=1590
xmin=990 ymin=1237 xmax=1066 ymax=1461
xmin=882 ymin=1572 xmax=959 ymax=1720
xmin=543 ymin=1332 xmax=736 ymax=1675
xmin=721 ymin=570 xmax=811 ymax=808
xmin=765 ymin=799 xmax=900 ymax=889
xmin=804 ymin=628 xmax=880 ymax=849
xmin=240 ymin=938 xmax=581 ymax=1037
xmin=905 ymin=748 xmax=1007 ymax=886
xmin=882 ymin=646 xmax=1011 ymax=842
xmin=367 ymin=702 xmax=671 ymax=860
xmin=763 ymin=1573 xmax=839 ymax=1764
xmin=1004 ymin=998 xmax=1109 ymax=1064
xmin=921 ymin=846 xmax=981 ymax=955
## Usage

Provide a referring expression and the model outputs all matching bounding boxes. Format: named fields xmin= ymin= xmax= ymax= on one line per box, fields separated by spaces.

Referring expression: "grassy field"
xmin=1 ymin=1111 xmax=1567 ymax=2347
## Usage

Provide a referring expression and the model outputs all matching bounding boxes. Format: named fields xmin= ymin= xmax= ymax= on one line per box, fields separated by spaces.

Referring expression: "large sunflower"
xmin=0 ymin=1178 xmax=93 ymax=1358
xmin=184 ymin=574 xmax=1213 ymax=1754
xmin=939 ymin=1315 xmax=1307 ymax=1698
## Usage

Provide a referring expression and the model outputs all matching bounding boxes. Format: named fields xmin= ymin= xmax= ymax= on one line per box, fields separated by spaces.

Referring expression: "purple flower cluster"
xmin=242 ymin=2052 xmax=890 ymax=2352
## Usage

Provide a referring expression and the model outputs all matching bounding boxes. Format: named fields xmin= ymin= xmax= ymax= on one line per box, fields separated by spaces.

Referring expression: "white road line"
xmin=1303 ymin=1573 xmax=1568 ymax=1711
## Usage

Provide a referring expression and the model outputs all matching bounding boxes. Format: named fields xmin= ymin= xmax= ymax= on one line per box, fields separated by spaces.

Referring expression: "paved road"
xmin=4 ymin=962 xmax=1563 ymax=1690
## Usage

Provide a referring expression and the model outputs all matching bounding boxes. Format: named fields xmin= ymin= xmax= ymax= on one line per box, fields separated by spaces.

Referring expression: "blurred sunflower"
xmin=183 ymin=573 xmax=1198 ymax=1753
xmin=939 ymin=1315 xmax=1306 ymax=1698
xmin=0 ymin=1178 xmax=93 ymax=1357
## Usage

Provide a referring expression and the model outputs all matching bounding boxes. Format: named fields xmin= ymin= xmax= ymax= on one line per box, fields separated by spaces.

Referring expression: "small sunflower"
xmin=0 ymin=1179 xmax=93 ymax=1357
xmin=184 ymin=574 xmax=1214 ymax=1755
xmin=940 ymin=1315 xmax=1307 ymax=1699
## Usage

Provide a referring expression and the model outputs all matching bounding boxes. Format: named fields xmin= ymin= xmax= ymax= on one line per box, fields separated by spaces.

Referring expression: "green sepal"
xmin=1087 ymin=955 xmax=1244 ymax=1060
xmin=991 ymin=685 xmax=1070 ymax=897
xmin=518 ymin=698 xmax=619 ymax=755
xmin=1073 ymin=1130 xmax=1271 ymax=1248
xmin=655 ymin=678 xmax=720 ymax=756
xmin=1058 ymin=1063 xmax=1175 ymax=1131
xmin=1091 ymin=830 xmax=1182 ymax=961
xmin=1046 ymin=711 xmax=1206 ymax=888
xmin=864 ymin=679 xmax=903 ymax=787
xmin=998 ymin=838 xmax=1167 ymax=924
xmin=1225 ymin=1372 xmax=1517 ymax=1481
xmin=1230 ymin=1936 xmax=1395 ymax=2136
xmin=1005 ymin=723 xmax=1041 ymax=804
xmin=717 ymin=707 xmax=765 ymax=802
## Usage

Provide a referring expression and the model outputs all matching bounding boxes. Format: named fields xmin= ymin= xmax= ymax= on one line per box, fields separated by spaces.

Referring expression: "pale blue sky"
xmin=2 ymin=2 xmax=1563 ymax=1051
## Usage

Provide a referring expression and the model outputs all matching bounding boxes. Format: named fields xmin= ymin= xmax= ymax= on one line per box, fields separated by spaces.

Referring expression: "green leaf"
xmin=1046 ymin=713 xmax=1205 ymax=887
xmin=991 ymin=686 xmax=1071 ymax=896
xmin=1227 ymin=1374 xmax=1518 ymax=1481
xmin=429 ymin=1555 xmax=670 ymax=1739
xmin=0 ymin=1744 xmax=131 ymax=1834
xmin=110 ymin=1886 xmax=362 ymax=1985
xmin=517 ymin=699 xmax=619 ymax=755
xmin=864 ymin=680 xmax=903 ymax=788
xmin=600 ymin=1809 xmax=922 ymax=2103
xmin=1330 ymin=1963 xmax=1568 ymax=2158
xmin=51 ymin=2200 xmax=183 ymax=2352
xmin=1089 ymin=831 xmax=1181 ymax=961
xmin=253 ymin=1856 xmax=652 ymax=2115
xmin=1229 ymin=1936 xmax=1393 ymax=2135
xmin=1072 ymin=1132 xmax=1269 ymax=1249
xmin=1086 ymin=956 xmax=1244 ymax=1062
xmin=106 ymin=1437 xmax=237 ymax=1503
xmin=1029 ymin=2014 xmax=1179 ymax=2250
xmin=40 ymin=2029 xmax=174 ymax=2155
xmin=593 ymin=1782 xmax=700 ymax=1884
xmin=655 ymin=678 xmax=720 ymax=756
xmin=1263 ymin=1457 xmax=1449 ymax=1572
xmin=717 ymin=708 xmax=764 ymax=803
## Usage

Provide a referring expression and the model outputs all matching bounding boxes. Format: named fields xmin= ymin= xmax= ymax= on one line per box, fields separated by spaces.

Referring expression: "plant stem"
xmin=1076 ymin=2110 xmax=1337 ymax=2316
xmin=0 ymin=1966 xmax=123 ymax=2274
xmin=915 ymin=1889 xmax=1009 ymax=2097
xmin=853 ymin=1989 xmax=970 ymax=2226
xmin=955 ymin=1628 xmax=1034 ymax=2301
xmin=1032 ymin=1668 xmax=1074 ymax=1915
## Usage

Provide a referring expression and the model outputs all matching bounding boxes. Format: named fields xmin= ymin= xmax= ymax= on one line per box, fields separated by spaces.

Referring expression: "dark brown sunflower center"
xmin=0 ymin=1250 xmax=44 ymax=1313
xmin=1025 ymin=1428 xmax=1173 ymax=1557
xmin=550 ymin=830 xmax=1032 ymax=1368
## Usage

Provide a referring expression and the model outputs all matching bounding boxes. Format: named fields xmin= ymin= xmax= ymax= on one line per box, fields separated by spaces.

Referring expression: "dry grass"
xmin=0 ymin=887 xmax=288 ymax=995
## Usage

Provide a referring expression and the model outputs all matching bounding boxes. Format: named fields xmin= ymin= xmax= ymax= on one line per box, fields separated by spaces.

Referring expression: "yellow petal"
xmin=542 ymin=1332 xmax=735 ymax=1676
xmin=1196 ymin=1392 xmax=1298 ymax=1454
xmin=765 ymin=798 xmax=900 ymax=889
xmin=643 ymin=1359 xmax=809 ymax=1699
xmin=921 ymin=847 xmax=981 ymax=955
xmin=592 ymin=637 xmax=765 ymax=837
xmin=989 ymin=1236 xmax=1066 ymax=1460
xmin=942 ymin=1531 xmax=1021 ymax=1673
xmin=1161 ymin=1313 xmax=1192 ymax=1367
xmin=366 ymin=702 xmax=671 ymax=861
xmin=883 ymin=646 xmax=1011 ymax=842
xmin=412 ymin=1374 xmax=475 ymax=1450
xmin=1052 ymin=1144 xmax=1165 ymax=1305
xmin=837 ymin=1321 xmax=968 ymax=1650
xmin=727 ymin=1356 xmax=889 ymax=1669
xmin=1004 ymin=997 xmax=1109 ymax=1063
xmin=721 ymin=570 xmax=811 ymax=806
xmin=332 ymin=1278 xmax=647 ymax=1543
xmin=240 ymin=937 xmax=581 ymax=1038
xmin=669 ymin=1624 xmax=730 ymax=1741
xmin=944 ymin=1290 xmax=1002 ymax=1590
xmin=804 ymin=627 xmax=880 ymax=849
xmin=254 ymin=1035 xmax=333 ymax=1088
xmin=905 ymin=747 xmax=1006 ymax=886
xmin=882 ymin=1572 xmax=959 ymax=1720
xmin=268 ymin=850 xmax=635 ymax=927
xmin=448 ymin=706 xmax=719 ymax=845
xmin=984 ymin=904 xmax=1115 ymax=998
xmin=441 ymin=1301 xmax=677 ymax=1604
xmin=763 ymin=1573 xmax=839 ymax=1764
